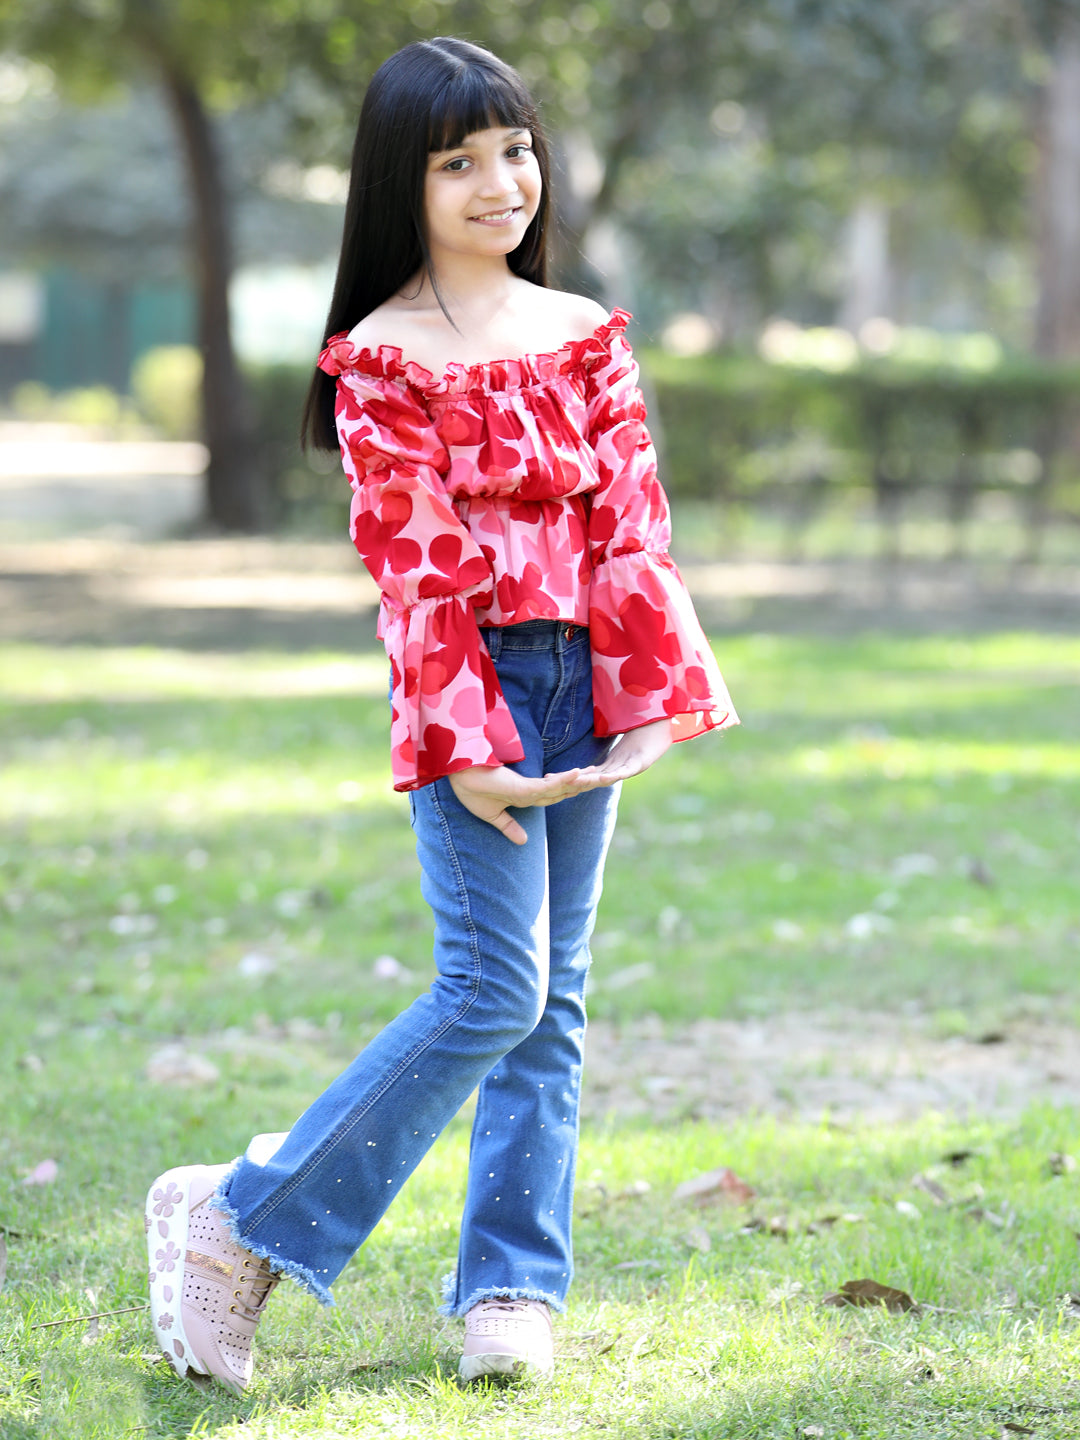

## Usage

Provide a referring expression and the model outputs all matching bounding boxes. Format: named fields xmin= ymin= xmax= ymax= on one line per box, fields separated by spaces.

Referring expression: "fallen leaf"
xmin=895 ymin=1199 xmax=921 ymax=1220
xmin=965 ymin=856 xmax=996 ymax=887
xmin=806 ymin=1212 xmax=865 ymax=1234
xmin=611 ymin=1259 xmax=663 ymax=1271
xmin=801 ymin=1426 xmax=825 ymax=1437
xmin=822 ymin=1278 xmax=918 ymax=1313
xmin=1048 ymin=1152 xmax=1076 ymax=1176
xmin=616 ymin=1179 xmax=651 ymax=1200
xmin=967 ymin=1206 xmax=1007 ymax=1228
xmin=736 ymin=1216 xmax=789 ymax=1238
xmin=145 ymin=1046 xmax=220 ymax=1087
xmin=673 ymin=1166 xmax=756 ymax=1207
xmin=683 ymin=1226 xmax=712 ymax=1253
xmin=372 ymin=954 xmax=413 ymax=982
xmin=1003 ymin=1425 xmax=1035 ymax=1436
xmin=976 ymin=1030 xmax=1006 ymax=1044
xmin=737 ymin=1217 xmax=768 ymax=1235
xmin=911 ymin=1173 xmax=949 ymax=1205
xmin=21 ymin=1159 xmax=59 ymax=1186
xmin=599 ymin=961 xmax=656 ymax=992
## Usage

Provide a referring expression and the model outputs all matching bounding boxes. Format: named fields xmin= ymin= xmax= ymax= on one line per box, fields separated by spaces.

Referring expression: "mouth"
xmin=469 ymin=206 xmax=522 ymax=225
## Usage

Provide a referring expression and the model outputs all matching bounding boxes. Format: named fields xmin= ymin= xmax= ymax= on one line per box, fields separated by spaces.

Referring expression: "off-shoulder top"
xmin=317 ymin=307 xmax=737 ymax=790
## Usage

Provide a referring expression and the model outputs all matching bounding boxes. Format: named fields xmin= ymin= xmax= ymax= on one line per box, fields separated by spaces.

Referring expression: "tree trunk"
xmin=156 ymin=57 xmax=267 ymax=530
xmin=836 ymin=196 xmax=891 ymax=337
xmin=1033 ymin=19 xmax=1080 ymax=358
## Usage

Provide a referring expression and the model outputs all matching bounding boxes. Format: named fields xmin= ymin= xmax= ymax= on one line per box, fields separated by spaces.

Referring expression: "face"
xmin=423 ymin=125 xmax=542 ymax=269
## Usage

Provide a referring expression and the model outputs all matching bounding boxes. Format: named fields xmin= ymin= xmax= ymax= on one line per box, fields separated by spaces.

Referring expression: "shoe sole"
xmin=146 ymin=1164 xmax=232 ymax=1391
xmin=458 ymin=1352 xmax=553 ymax=1382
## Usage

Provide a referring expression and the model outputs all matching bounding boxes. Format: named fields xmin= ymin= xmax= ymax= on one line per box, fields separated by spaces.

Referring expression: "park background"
xmin=1 ymin=1 xmax=1079 ymax=1437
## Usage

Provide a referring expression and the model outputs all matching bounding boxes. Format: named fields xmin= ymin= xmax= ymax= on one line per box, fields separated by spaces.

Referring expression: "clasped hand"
xmin=448 ymin=718 xmax=673 ymax=845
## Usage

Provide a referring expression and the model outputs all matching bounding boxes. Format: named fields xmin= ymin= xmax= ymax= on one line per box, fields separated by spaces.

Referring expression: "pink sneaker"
xmin=146 ymin=1164 xmax=279 ymax=1394
xmin=459 ymin=1297 xmax=554 ymax=1382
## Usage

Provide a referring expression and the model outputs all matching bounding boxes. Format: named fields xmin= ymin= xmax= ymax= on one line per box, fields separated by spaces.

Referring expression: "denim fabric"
xmin=213 ymin=621 xmax=619 ymax=1314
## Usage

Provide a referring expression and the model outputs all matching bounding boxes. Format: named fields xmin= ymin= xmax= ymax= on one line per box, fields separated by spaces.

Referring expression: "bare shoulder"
xmin=531 ymin=288 xmax=612 ymax=343
xmin=345 ymin=302 xmax=421 ymax=355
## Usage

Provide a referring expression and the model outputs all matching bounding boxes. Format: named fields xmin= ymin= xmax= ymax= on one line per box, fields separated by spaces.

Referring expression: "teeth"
xmin=475 ymin=208 xmax=515 ymax=221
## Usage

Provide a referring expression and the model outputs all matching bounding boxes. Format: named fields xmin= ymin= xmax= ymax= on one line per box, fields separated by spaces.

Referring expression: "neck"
xmin=407 ymin=252 xmax=519 ymax=325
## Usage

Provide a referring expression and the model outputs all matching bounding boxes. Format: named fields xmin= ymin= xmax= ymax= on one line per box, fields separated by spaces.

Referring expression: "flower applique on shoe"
xmin=146 ymin=1163 xmax=280 ymax=1394
xmin=459 ymin=1297 xmax=554 ymax=1382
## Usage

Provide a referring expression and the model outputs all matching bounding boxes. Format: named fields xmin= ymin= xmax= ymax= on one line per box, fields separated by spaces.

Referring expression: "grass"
xmin=1 ymin=631 xmax=1079 ymax=1438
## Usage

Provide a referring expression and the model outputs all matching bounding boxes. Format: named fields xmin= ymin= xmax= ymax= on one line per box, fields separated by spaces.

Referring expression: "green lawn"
xmin=1 ymin=633 xmax=1078 ymax=1438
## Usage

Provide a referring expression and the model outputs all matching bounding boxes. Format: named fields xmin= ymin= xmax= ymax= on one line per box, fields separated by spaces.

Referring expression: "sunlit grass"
xmin=1 ymin=631 xmax=1078 ymax=1437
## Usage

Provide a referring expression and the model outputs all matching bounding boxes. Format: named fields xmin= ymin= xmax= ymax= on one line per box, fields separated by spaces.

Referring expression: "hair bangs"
xmin=427 ymin=64 xmax=536 ymax=154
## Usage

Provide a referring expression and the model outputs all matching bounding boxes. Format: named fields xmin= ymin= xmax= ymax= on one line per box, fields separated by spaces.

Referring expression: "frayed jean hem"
xmin=438 ymin=1271 xmax=565 ymax=1318
xmin=210 ymin=1165 xmax=334 ymax=1307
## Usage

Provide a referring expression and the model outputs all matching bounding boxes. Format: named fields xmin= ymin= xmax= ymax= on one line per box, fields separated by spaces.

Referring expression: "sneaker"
xmin=459 ymin=1297 xmax=554 ymax=1382
xmin=146 ymin=1163 xmax=280 ymax=1394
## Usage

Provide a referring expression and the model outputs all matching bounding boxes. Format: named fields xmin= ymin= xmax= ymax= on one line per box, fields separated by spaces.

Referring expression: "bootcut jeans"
xmin=213 ymin=620 xmax=620 ymax=1314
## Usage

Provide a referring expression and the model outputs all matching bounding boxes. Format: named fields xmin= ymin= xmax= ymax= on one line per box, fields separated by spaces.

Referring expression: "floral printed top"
xmin=317 ymin=308 xmax=738 ymax=791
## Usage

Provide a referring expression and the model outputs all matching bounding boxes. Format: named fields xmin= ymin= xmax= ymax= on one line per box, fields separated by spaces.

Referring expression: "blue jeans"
xmin=213 ymin=621 xmax=619 ymax=1314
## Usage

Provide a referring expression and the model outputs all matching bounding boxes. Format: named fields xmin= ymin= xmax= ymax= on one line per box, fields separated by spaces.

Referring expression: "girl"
xmin=146 ymin=36 xmax=736 ymax=1393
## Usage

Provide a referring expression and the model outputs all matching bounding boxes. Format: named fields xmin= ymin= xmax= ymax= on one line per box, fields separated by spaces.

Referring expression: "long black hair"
xmin=301 ymin=37 xmax=553 ymax=452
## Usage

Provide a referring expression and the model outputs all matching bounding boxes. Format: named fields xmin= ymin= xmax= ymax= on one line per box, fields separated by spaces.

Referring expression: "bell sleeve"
xmin=328 ymin=361 xmax=524 ymax=790
xmin=584 ymin=331 xmax=738 ymax=743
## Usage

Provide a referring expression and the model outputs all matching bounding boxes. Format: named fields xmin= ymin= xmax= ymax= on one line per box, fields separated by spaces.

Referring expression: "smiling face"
xmin=423 ymin=125 xmax=542 ymax=272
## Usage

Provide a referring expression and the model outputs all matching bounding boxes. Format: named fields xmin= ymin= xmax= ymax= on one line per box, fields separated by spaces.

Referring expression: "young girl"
xmin=146 ymin=36 xmax=736 ymax=1393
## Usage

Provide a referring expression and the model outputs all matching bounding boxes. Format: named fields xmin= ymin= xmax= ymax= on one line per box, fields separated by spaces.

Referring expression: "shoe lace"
xmin=231 ymin=1254 xmax=280 ymax=1322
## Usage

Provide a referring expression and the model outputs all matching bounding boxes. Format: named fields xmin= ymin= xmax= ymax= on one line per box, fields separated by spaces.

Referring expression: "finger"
xmin=490 ymin=808 xmax=528 ymax=845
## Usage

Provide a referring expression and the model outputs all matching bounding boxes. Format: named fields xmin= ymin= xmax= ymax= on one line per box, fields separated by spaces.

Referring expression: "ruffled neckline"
xmin=318 ymin=307 xmax=631 ymax=396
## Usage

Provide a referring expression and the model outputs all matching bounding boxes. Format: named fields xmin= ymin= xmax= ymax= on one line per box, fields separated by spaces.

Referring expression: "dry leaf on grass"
xmin=1002 ymin=1425 xmax=1035 ymax=1436
xmin=1048 ymin=1152 xmax=1076 ymax=1175
xmin=673 ymin=1166 xmax=756 ymax=1207
xmin=942 ymin=1149 xmax=977 ymax=1167
xmin=683 ymin=1226 xmax=712 ymax=1253
xmin=967 ymin=1206 xmax=1008 ymax=1228
xmin=736 ymin=1215 xmax=790 ymax=1238
xmin=145 ymin=1046 xmax=220 ymax=1086
xmin=617 ymin=1179 xmax=652 ymax=1200
xmin=21 ymin=1159 xmax=58 ymax=1186
xmin=911 ymin=1173 xmax=949 ymax=1205
xmin=822 ymin=1278 xmax=918 ymax=1313
xmin=806 ymin=1212 xmax=865 ymax=1235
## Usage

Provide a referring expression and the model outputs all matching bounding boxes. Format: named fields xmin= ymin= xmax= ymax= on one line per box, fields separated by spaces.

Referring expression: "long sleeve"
xmin=584 ymin=334 xmax=738 ymax=742
xmin=331 ymin=366 xmax=524 ymax=789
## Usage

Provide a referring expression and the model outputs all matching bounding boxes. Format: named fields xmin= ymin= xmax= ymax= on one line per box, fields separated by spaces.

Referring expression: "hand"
xmin=448 ymin=764 xmax=592 ymax=846
xmin=569 ymin=718 xmax=674 ymax=787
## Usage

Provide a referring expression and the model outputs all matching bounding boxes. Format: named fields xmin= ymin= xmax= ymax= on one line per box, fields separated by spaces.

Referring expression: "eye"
xmin=442 ymin=156 xmax=471 ymax=172
xmin=506 ymin=143 xmax=532 ymax=159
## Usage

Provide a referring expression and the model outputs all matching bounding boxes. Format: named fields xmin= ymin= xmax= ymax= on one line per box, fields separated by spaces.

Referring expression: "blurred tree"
xmin=0 ymin=0 xmax=428 ymax=529
xmin=1026 ymin=4 xmax=1080 ymax=358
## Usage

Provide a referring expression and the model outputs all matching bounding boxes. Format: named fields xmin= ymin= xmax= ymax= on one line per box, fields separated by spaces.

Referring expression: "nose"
xmin=476 ymin=156 xmax=518 ymax=199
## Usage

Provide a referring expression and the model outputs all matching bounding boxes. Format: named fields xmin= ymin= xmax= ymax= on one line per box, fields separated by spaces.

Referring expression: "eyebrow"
xmin=433 ymin=128 xmax=528 ymax=153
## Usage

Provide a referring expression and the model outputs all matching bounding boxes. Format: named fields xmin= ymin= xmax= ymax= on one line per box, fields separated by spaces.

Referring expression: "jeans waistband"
xmin=479 ymin=619 xmax=588 ymax=653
